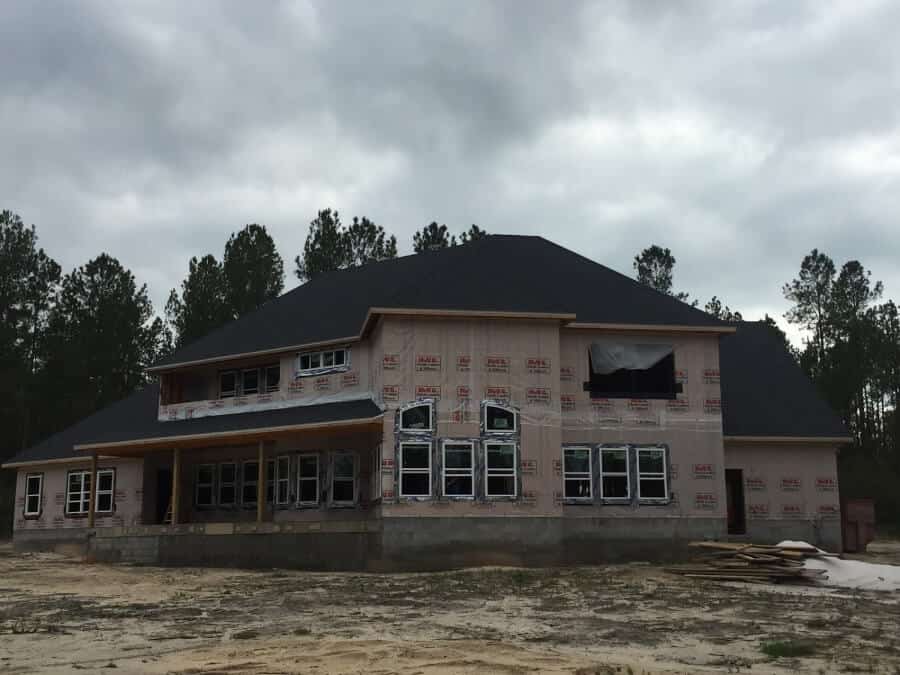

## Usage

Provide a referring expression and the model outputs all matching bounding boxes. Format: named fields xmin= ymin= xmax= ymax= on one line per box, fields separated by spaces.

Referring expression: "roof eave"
xmin=724 ymin=435 xmax=853 ymax=445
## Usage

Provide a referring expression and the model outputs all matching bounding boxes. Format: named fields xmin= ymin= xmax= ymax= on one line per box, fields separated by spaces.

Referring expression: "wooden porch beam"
xmin=256 ymin=440 xmax=265 ymax=524
xmin=172 ymin=448 xmax=181 ymax=525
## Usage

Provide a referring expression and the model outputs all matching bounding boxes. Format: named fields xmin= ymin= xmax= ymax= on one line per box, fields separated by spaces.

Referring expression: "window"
xmin=485 ymin=442 xmax=517 ymax=497
xmin=599 ymin=447 xmax=630 ymax=500
xmin=263 ymin=365 xmax=281 ymax=393
xmin=220 ymin=371 xmax=237 ymax=398
xmin=484 ymin=403 xmax=517 ymax=433
xmin=266 ymin=459 xmax=276 ymax=503
xmin=196 ymin=465 xmax=215 ymax=506
xmin=331 ymin=453 xmax=356 ymax=504
xmin=66 ymin=471 xmax=91 ymax=515
xmin=24 ymin=473 xmax=43 ymax=516
xmin=219 ymin=463 xmax=237 ymax=506
xmin=563 ymin=447 xmax=592 ymax=499
xmin=442 ymin=441 xmax=474 ymax=497
xmin=399 ymin=401 xmax=433 ymax=432
xmin=399 ymin=442 xmax=431 ymax=497
xmin=275 ymin=456 xmax=290 ymax=505
xmin=372 ymin=444 xmax=383 ymax=501
xmin=637 ymin=447 xmax=668 ymax=501
xmin=586 ymin=342 xmax=677 ymax=398
xmin=242 ymin=369 xmax=259 ymax=396
xmin=297 ymin=454 xmax=319 ymax=505
xmin=297 ymin=347 xmax=348 ymax=375
xmin=95 ymin=470 xmax=114 ymax=513
xmin=242 ymin=461 xmax=259 ymax=505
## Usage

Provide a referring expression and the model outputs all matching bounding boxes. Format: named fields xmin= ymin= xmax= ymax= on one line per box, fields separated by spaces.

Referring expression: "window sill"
xmin=562 ymin=498 xmax=593 ymax=505
xmin=23 ymin=512 xmax=43 ymax=520
xmin=637 ymin=499 xmax=671 ymax=506
xmin=295 ymin=365 xmax=350 ymax=378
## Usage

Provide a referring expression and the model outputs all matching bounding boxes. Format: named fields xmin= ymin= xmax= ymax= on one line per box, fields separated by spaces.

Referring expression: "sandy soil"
xmin=1 ymin=541 xmax=899 ymax=674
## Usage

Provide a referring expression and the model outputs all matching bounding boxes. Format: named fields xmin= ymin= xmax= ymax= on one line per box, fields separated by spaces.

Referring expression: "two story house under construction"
xmin=3 ymin=235 xmax=850 ymax=569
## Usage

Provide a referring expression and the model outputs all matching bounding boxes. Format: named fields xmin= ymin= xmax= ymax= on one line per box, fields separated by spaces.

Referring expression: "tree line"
xmin=2 ymin=208 xmax=897 ymax=525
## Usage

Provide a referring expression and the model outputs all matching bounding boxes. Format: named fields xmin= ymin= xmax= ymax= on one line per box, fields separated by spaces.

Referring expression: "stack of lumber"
xmin=666 ymin=541 xmax=835 ymax=584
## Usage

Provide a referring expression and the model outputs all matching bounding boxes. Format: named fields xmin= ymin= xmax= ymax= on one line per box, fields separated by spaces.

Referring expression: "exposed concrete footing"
xmin=12 ymin=517 xmax=842 ymax=570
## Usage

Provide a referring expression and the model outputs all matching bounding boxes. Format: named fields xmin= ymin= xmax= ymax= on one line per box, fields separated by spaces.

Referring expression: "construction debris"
xmin=666 ymin=541 xmax=833 ymax=584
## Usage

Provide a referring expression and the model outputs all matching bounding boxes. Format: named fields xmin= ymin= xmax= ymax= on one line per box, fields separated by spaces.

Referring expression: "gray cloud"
xmin=2 ymin=0 xmax=898 ymax=345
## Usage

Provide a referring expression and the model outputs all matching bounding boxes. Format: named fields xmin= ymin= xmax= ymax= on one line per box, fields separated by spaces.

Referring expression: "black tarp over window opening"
xmin=586 ymin=341 xmax=678 ymax=398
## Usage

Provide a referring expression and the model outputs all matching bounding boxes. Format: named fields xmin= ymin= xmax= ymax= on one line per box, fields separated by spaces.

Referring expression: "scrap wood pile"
xmin=667 ymin=541 xmax=835 ymax=584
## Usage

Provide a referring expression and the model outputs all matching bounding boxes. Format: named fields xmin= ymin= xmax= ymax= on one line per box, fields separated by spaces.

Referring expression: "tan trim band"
xmin=724 ymin=435 xmax=852 ymax=444
xmin=147 ymin=336 xmax=361 ymax=373
xmin=564 ymin=322 xmax=736 ymax=334
xmin=1 ymin=455 xmax=119 ymax=469
xmin=73 ymin=414 xmax=384 ymax=452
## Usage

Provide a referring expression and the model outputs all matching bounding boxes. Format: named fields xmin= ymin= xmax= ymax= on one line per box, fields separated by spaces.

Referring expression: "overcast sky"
xmin=2 ymin=1 xmax=898 ymax=344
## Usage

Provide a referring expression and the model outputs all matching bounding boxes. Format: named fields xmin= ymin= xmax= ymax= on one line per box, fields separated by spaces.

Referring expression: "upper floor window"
xmin=24 ymin=473 xmax=43 ymax=516
xmin=442 ymin=441 xmax=474 ymax=497
xmin=483 ymin=402 xmax=518 ymax=434
xmin=219 ymin=364 xmax=280 ymax=399
xmin=297 ymin=347 xmax=348 ymax=376
xmin=586 ymin=341 xmax=678 ymax=399
xmin=399 ymin=401 xmax=433 ymax=432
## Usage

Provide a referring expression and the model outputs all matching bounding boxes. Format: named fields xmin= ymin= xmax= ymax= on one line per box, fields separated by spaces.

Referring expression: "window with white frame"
xmin=196 ymin=464 xmax=215 ymax=506
xmin=442 ymin=441 xmax=474 ymax=497
xmin=562 ymin=447 xmax=592 ymax=499
xmin=219 ymin=371 xmax=237 ymax=398
xmin=24 ymin=473 xmax=43 ymax=516
xmin=637 ymin=447 xmax=667 ymax=501
xmin=297 ymin=454 xmax=319 ymax=505
xmin=399 ymin=401 xmax=433 ymax=432
xmin=275 ymin=455 xmax=290 ymax=505
xmin=265 ymin=459 xmax=276 ymax=503
xmin=95 ymin=469 xmax=114 ymax=512
xmin=599 ymin=447 xmax=630 ymax=500
xmin=263 ymin=364 xmax=281 ymax=393
xmin=484 ymin=442 xmax=517 ymax=497
xmin=372 ymin=444 xmax=383 ymax=501
xmin=484 ymin=403 xmax=517 ymax=433
xmin=219 ymin=463 xmax=237 ymax=506
xmin=66 ymin=471 xmax=91 ymax=515
xmin=242 ymin=460 xmax=259 ymax=505
xmin=242 ymin=368 xmax=259 ymax=396
xmin=297 ymin=347 xmax=348 ymax=375
xmin=331 ymin=452 xmax=356 ymax=504
xmin=399 ymin=442 xmax=431 ymax=497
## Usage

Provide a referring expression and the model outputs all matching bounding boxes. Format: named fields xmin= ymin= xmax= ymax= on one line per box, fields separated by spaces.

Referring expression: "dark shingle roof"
xmin=719 ymin=321 xmax=848 ymax=439
xmin=153 ymin=235 xmax=723 ymax=369
xmin=3 ymin=383 xmax=382 ymax=465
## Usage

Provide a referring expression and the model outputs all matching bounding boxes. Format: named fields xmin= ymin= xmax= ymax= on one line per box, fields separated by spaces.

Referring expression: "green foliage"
xmin=165 ymin=254 xmax=229 ymax=347
xmin=42 ymin=253 xmax=164 ymax=434
xmin=295 ymin=209 xmax=397 ymax=281
xmin=784 ymin=251 xmax=900 ymax=525
xmin=459 ymin=224 xmax=487 ymax=244
xmin=413 ymin=221 xmax=456 ymax=253
xmin=705 ymin=295 xmax=743 ymax=321
xmin=760 ymin=639 xmax=817 ymax=659
xmin=634 ymin=245 xmax=676 ymax=295
xmin=223 ymin=223 xmax=284 ymax=317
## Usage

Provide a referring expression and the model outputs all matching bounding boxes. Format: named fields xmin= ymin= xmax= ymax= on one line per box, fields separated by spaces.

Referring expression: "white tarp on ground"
xmin=777 ymin=541 xmax=900 ymax=592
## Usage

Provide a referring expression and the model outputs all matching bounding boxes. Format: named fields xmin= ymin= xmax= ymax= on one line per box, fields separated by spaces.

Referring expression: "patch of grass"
xmin=760 ymin=639 xmax=817 ymax=659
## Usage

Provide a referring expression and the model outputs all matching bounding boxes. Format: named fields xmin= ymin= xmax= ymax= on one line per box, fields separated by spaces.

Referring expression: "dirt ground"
xmin=1 ymin=541 xmax=899 ymax=674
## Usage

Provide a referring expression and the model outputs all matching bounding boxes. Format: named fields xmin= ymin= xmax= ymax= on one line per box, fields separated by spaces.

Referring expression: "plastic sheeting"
xmin=589 ymin=341 xmax=672 ymax=375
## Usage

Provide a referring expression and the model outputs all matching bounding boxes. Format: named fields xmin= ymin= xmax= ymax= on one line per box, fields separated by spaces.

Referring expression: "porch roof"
xmin=3 ymin=383 xmax=383 ymax=466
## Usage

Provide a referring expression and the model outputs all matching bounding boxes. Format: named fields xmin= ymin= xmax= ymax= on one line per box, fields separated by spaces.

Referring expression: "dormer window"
xmin=483 ymin=402 xmax=518 ymax=434
xmin=585 ymin=341 xmax=679 ymax=399
xmin=399 ymin=401 xmax=433 ymax=432
xmin=297 ymin=347 xmax=348 ymax=376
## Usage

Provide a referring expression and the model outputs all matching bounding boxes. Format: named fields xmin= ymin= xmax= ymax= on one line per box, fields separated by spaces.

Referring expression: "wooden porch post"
xmin=172 ymin=448 xmax=181 ymax=525
xmin=257 ymin=440 xmax=265 ymax=524
xmin=87 ymin=453 xmax=97 ymax=528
